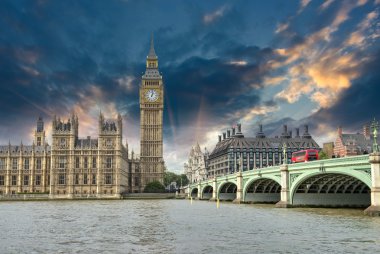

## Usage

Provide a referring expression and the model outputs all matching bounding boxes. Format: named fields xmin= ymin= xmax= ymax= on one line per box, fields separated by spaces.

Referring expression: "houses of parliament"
xmin=0 ymin=38 xmax=165 ymax=199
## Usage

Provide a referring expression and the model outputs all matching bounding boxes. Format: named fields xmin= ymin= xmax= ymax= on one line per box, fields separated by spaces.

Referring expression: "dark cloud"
xmin=308 ymin=50 xmax=380 ymax=131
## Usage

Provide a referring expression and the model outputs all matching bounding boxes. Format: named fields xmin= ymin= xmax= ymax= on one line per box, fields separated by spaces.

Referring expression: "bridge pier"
xmin=364 ymin=152 xmax=380 ymax=216
xmin=275 ymin=164 xmax=292 ymax=208
xmin=233 ymin=171 xmax=243 ymax=204
xmin=197 ymin=182 xmax=201 ymax=199
xmin=210 ymin=178 xmax=217 ymax=201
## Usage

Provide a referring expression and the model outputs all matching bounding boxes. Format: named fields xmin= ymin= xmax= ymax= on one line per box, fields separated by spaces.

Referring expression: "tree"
xmin=178 ymin=174 xmax=189 ymax=186
xmin=163 ymin=172 xmax=189 ymax=187
xmin=319 ymin=151 xmax=329 ymax=160
xmin=144 ymin=181 xmax=166 ymax=193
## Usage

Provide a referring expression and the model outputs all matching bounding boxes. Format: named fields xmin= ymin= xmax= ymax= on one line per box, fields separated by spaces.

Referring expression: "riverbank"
xmin=0 ymin=193 xmax=180 ymax=201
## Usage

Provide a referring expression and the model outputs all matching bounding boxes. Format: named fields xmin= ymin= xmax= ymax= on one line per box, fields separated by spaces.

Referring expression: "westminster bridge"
xmin=187 ymin=153 xmax=380 ymax=216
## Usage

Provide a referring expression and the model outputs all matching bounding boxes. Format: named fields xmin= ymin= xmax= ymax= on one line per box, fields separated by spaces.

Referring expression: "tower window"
xmin=92 ymin=174 xmax=96 ymax=185
xmin=106 ymin=157 xmax=112 ymax=168
xmin=35 ymin=175 xmax=41 ymax=186
xmin=75 ymin=157 xmax=80 ymax=168
xmin=24 ymin=158 xmax=29 ymax=170
xmin=37 ymin=137 xmax=41 ymax=146
xmin=58 ymin=157 xmax=66 ymax=169
xmin=83 ymin=174 xmax=88 ymax=185
xmin=58 ymin=174 xmax=65 ymax=185
xmin=11 ymin=175 xmax=17 ymax=185
xmin=92 ymin=157 xmax=97 ymax=168
xmin=12 ymin=159 xmax=18 ymax=170
xmin=0 ymin=175 xmax=4 ymax=185
xmin=23 ymin=175 xmax=29 ymax=186
xmin=0 ymin=159 xmax=5 ymax=170
xmin=36 ymin=158 xmax=42 ymax=170
xmin=105 ymin=173 xmax=112 ymax=184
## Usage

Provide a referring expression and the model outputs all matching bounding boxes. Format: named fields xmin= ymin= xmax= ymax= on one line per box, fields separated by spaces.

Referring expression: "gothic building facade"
xmin=184 ymin=143 xmax=208 ymax=183
xmin=0 ymin=114 xmax=143 ymax=198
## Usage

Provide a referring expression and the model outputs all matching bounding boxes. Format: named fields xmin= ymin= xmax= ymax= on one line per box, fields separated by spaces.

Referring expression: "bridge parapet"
xmin=288 ymin=155 xmax=370 ymax=171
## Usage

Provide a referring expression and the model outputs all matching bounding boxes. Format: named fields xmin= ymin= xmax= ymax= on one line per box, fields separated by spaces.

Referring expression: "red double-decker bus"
xmin=291 ymin=149 xmax=319 ymax=163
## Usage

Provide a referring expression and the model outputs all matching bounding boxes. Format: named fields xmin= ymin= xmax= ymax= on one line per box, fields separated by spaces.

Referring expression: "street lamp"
xmin=371 ymin=118 xmax=379 ymax=153
xmin=282 ymin=143 xmax=288 ymax=165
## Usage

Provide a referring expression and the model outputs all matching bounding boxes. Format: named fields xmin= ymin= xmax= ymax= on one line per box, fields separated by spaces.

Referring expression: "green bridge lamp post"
xmin=275 ymin=142 xmax=291 ymax=208
xmin=372 ymin=118 xmax=379 ymax=153
xmin=364 ymin=118 xmax=380 ymax=216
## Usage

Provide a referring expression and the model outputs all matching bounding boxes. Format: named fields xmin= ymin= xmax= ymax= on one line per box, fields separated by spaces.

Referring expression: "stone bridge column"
xmin=275 ymin=164 xmax=291 ymax=208
xmin=187 ymin=185 xmax=190 ymax=199
xmin=210 ymin=178 xmax=217 ymax=201
xmin=364 ymin=152 xmax=380 ymax=216
xmin=197 ymin=182 xmax=201 ymax=199
xmin=233 ymin=171 xmax=243 ymax=204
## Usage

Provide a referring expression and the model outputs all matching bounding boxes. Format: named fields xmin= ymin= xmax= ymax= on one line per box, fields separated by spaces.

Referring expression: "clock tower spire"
xmin=139 ymin=35 xmax=165 ymax=191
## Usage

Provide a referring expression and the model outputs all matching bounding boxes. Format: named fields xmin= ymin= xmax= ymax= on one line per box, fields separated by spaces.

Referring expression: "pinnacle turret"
xmin=148 ymin=34 xmax=157 ymax=59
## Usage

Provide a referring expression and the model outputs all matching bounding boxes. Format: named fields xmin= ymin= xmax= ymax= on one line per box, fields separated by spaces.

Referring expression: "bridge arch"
xmin=218 ymin=181 xmax=237 ymax=201
xmin=190 ymin=187 xmax=198 ymax=198
xmin=201 ymin=185 xmax=213 ymax=200
xmin=290 ymin=171 xmax=371 ymax=207
xmin=243 ymin=177 xmax=281 ymax=203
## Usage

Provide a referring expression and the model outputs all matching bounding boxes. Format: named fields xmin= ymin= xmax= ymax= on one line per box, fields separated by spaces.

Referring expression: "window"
xmin=12 ymin=159 xmax=18 ymax=170
xmin=11 ymin=175 xmax=16 ymax=185
xmin=84 ymin=157 xmax=88 ymax=169
xmin=36 ymin=158 xmax=42 ymax=170
xmin=59 ymin=157 xmax=66 ymax=168
xmin=0 ymin=158 xmax=6 ymax=170
xmin=23 ymin=175 xmax=29 ymax=186
xmin=106 ymin=157 xmax=112 ymax=168
xmin=75 ymin=174 xmax=79 ymax=185
xmin=83 ymin=174 xmax=88 ymax=184
xmin=37 ymin=137 xmax=41 ymax=146
xmin=60 ymin=138 xmax=66 ymax=146
xmin=92 ymin=174 xmax=96 ymax=185
xmin=75 ymin=157 xmax=80 ymax=168
xmin=47 ymin=175 xmax=50 ymax=185
xmin=134 ymin=177 xmax=139 ymax=186
xmin=35 ymin=175 xmax=41 ymax=186
xmin=58 ymin=174 xmax=65 ymax=185
xmin=24 ymin=158 xmax=29 ymax=170
xmin=92 ymin=157 xmax=97 ymax=168
xmin=0 ymin=175 xmax=4 ymax=185
xmin=105 ymin=174 xmax=112 ymax=184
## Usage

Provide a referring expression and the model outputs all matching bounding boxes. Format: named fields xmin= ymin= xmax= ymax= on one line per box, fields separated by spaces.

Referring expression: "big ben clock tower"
xmin=139 ymin=36 xmax=165 ymax=190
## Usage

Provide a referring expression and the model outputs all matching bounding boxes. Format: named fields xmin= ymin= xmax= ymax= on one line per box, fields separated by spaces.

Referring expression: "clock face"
xmin=145 ymin=89 xmax=159 ymax=102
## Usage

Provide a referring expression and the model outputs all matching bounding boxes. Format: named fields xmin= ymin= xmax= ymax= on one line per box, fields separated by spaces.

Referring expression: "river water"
xmin=1 ymin=200 xmax=380 ymax=253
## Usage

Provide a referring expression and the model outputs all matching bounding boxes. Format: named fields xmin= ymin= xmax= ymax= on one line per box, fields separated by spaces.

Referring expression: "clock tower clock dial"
xmin=139 ymin=35 xmax=165 ymax=190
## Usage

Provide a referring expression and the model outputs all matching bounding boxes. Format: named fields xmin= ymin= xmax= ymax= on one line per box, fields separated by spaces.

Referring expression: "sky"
xmin=0 ymin=0 xmax=380 ymax=172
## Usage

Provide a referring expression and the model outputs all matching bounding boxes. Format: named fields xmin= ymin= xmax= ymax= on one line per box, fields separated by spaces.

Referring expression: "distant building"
xmin=322 ymin=142 xmax=335 ymax=158
xmin=207 ymin=124 xmax=320 ymax=178
xmin=333 ymin=125 xmax=377 ymax=157
xmin=184 ymin=143 xmax=208 ymax=183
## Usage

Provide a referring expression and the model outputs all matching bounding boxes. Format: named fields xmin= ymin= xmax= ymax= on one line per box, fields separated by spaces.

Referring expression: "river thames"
xmin=1 ymin=200 xmax=380 ymax=253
